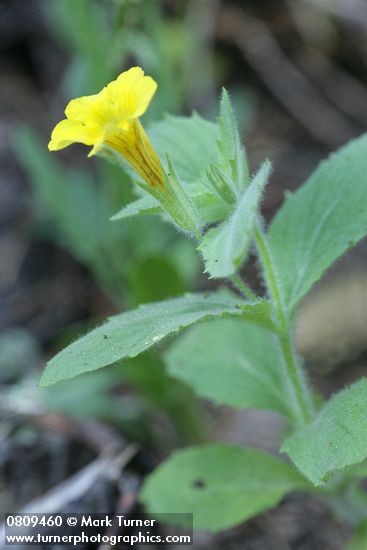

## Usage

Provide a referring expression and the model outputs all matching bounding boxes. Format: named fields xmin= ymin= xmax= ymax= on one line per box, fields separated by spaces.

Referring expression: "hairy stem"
xmin=229 ymin=274 xmax=257 ymax=301
xmin=254 ymin=220 xmax=313 ymax=425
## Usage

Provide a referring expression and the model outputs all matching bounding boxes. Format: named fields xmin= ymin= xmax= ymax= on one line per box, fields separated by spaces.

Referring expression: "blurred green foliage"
xmin=42 ymin=0 xmax=195 ymax=117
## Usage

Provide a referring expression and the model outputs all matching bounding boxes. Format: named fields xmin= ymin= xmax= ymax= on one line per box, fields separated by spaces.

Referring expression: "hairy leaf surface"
xmin=282 ymin=379 xmax=367 ymax=485
xmin=140 ymin=444 xmax=307 ymax=531
xmin=166 ymin=318 xmax=292 ymax=417
xmin=40 ymin=292 xmax=248 ymax=386
xmin=269 ymin=135 xmax=367 ymax=313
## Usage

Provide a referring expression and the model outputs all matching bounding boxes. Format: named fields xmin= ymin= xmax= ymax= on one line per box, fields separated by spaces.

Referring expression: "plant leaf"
xmin=165 ymin=317 xmax=293 ymax=418
xmin=198 ymin=160 xmax=271 ymax=278
xmin=110 ymin=195 xmax=161 ymax=221
xmin=201 ymin=164 xmax=236 ymax=205
xmin=189 ymin=185 xmax=231 ymax=225
xmin=218 ymin=89 xmax=249 ymax=191
xmin=140 ymin=444 xmax=307 ymax=532
xmin=282 ymin=379 xmax=367 ymax=485
xmin=268 ymin=134 xmax=367 ymax=314
xmin=148 ymin=113 xmax=220 ymax=184
xmin=40 ymin=292 xmax=246 ymax=387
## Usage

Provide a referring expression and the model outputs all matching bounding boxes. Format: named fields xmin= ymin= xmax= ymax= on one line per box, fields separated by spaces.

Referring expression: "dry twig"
xmin=0 ymin=445 xmax=138 ymax=548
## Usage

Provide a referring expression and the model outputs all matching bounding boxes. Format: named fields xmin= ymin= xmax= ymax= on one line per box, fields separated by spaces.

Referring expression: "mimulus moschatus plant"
xmin=46 ymin=66 xmax=367 ymax=541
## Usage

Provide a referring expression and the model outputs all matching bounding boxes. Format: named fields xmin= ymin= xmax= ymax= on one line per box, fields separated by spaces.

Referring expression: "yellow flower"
xmin=48 ymin=67 xmax=164 ymax=188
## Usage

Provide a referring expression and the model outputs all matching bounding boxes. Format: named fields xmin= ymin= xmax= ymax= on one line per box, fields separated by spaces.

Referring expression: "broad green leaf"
xmin=165 ymin=318 xmax=292 ymax=418
xmin=110 ymin=196 xmax=161 ymax=221
xmin=282 ymin=379 xmax=367 ymax=485
xmin=198 ymin=160 xmax=271 ymax=278
xmin=40 ymin=292 xmax=246 ymax=387
xmin=217 ymin=89 xmax=249 ymax=191
xmin=268 ymin=135 xmax=367 ymax=314
xmin=148 ymin=113 xmax=220 ymax=184
xmin=140 ymin=444 xmax=307 ymax=532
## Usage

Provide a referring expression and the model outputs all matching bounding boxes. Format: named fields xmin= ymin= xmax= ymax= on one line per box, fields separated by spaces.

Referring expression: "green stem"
xmin=278 ymin=332 xmax=313 ymax=424
xmin=253 ymin=220 xmax=313 ymax=425
xmin=229 ymin=274 xmax=257 ymax=301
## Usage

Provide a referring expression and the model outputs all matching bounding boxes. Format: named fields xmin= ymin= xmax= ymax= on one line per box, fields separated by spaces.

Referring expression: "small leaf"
xmin=201 ymin=164 xmax=236 ymax=205
xmin=40 ymin=291 xmax=245 ymax=387
xmin=110 ymin=196 xmax=161 ymax=221
xmin=198 ymin=160 xmax=271 ymax=278
xmin=282 ymin=379 xmax=367 ymax=485
xmin=268 ymin=134 xmax=367 ymax=314
xmin=217 ymin=88 xmax=249 ymax=191
xmin=189 ymin=184 xmax=230 ymax=225
xmin=140 ymin=444 xmax=307 ymax=532
xmin=165 ymin=317 xmax=293 ymax=418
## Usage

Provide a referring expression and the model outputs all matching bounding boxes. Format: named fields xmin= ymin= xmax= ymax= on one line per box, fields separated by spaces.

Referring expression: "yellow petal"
xmin=87 ymin=138 xmax=105 ymax=157
xmin=48 ymin=66 xmax=161 ymax=179
xmin=64 ymin=90 xmax=112 ymax=126
xmin=48 ymin=119 xmax=101 ymax=151
xmin=106 ymin=66 xmax=157 ymax=119
xmin=132 ymin=75 xmax=157 ymax=118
